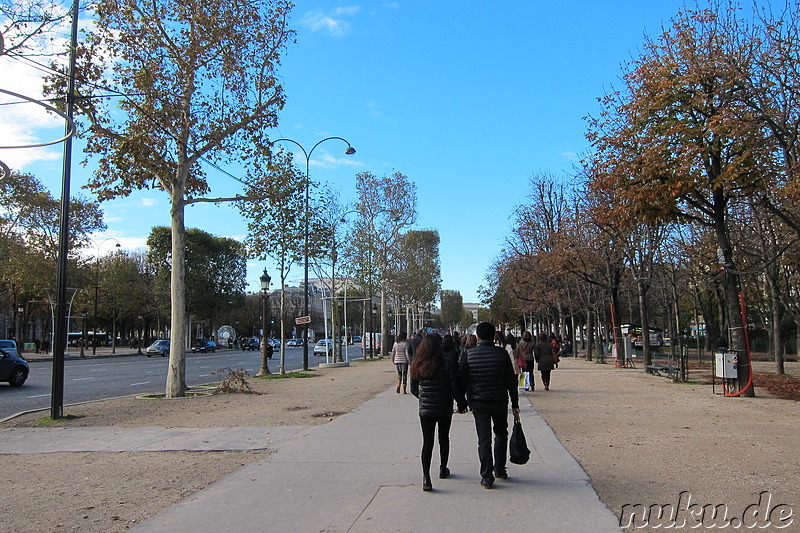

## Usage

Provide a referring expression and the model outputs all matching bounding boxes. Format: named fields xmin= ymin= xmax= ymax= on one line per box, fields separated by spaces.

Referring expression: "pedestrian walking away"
xmin=410 ymin=333 xmax=468 ymax=492
xmin=459 ymin=322 xmax=520 ymax=489
xmin=534 ymin=332 xmax=556 ymax=391
xmin=518 ymin=331 xmax=535 ymax=391
xmin=406 ymin=329 xmax=424 ymax=363
xmin=392 ymin=331 xmax=410 ymax=394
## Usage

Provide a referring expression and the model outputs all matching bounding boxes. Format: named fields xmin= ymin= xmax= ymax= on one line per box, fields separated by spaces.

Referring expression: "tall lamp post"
xmin=370 ymin=303 xmax=377 ymax=358
xmin=80 ymin=307 xmax=87 ymax=357
xmin=16 ymin=304 xmax=24 ymax=355
xmin=257 ymin=269 xmax=272 ymax=376
xmin=273 ymin=137 xmax=355 ymax=371
xmin=92 ymin=238 xmax=120 ymax=355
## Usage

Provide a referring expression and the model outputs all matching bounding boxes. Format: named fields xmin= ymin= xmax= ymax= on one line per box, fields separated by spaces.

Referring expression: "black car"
xmin=241 ymin=337 xmax=260 ymax=351
xmin=0 ymin=347 xmax=29 ymax=386
xmin=191 ymin=339 xmax=217 ymax=353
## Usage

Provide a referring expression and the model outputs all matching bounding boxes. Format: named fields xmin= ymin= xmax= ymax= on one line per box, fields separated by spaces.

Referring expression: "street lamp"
xmin=273 ymin=137 xmax=355 ymax=371
xmin=137 ymin=315 xmax=143 ymax=355
xmin=257 ymin=268 xmax=272 ymax=376
xmin=92 ymin=238 xmax=121 ymax=355
xmin=370 ymin=303 xmax=377 ymax=358
xmin=80 ymin=307 xmax=87 ymax=357
xmin=16 ymin=304 xmax=24 ymax=355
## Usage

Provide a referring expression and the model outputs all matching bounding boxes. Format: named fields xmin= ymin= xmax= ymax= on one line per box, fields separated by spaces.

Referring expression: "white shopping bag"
xmin=518 ymin=372 xmax=530 ymax=390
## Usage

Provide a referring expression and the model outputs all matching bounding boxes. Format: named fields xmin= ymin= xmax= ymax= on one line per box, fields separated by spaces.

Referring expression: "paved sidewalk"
xmin=136 ymin=388 xmax=620 ymax=532
xmin=1 ymin=388 xmax=622 ymax=532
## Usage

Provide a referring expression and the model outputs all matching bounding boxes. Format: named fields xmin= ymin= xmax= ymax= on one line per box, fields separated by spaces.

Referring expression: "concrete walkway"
xmin=1 ymin=388 xmax=622 ymax=532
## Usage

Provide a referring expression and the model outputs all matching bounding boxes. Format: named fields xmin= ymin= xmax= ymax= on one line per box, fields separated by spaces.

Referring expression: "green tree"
xmin=51 ymin=0 xmax=293 ymax=396
xmin=349 ymin=171 xmax=417 ymax=356
xmin=391 ymin=229 xmax=441 ymax=333
xmin=147 ymin=226 xmax=246 ymax=342
xmin=440 ymin=290 xmax=463 ymax=330
xmin=241 ymin=152 xmax=308 ymax=374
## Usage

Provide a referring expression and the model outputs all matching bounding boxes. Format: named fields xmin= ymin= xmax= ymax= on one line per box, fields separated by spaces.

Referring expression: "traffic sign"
xmin=295 ymin=316 xmax=311 ymax=325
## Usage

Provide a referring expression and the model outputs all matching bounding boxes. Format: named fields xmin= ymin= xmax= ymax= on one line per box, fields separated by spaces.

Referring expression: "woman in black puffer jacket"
xmin=410 ymin=333 xmax=468 ymax=492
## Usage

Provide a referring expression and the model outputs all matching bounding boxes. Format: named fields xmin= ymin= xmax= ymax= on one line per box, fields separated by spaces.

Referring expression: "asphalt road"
xmin=0 ymin=345 xmax=365 ymax=420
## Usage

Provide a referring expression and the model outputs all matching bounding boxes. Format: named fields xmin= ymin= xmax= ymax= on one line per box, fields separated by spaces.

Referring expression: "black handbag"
xmin=509 ymin=418 xmax=530 ymax=465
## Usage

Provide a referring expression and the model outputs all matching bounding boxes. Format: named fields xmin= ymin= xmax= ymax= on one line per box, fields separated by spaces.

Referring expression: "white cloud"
xmin=310 ymin=151 xmax=361 ymax=169
xmin=560 ymin=151 xmax=578 ymax=159
xmin=140 ymin=197 xmax=158 ymax=207
xmin=366 ymin=100 xmax=390 ymax=121
xmin=0 ymin=59 xmax=69 ymax=171
xmin=334 ymin=6 xmax=361 ymax=16
xmin=300 ymin=6 xmax=361 ymax=36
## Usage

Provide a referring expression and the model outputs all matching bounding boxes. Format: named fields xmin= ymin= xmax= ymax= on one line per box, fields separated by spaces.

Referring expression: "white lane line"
xmin=28 ymin=393 xmax=51 ymax=398
xmin=130 ymin=382 xmax=151 ymax=386
xmin=72 ymin=377 xmax=94 ymax=381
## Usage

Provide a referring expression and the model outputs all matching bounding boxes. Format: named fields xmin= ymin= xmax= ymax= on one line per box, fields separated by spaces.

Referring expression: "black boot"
xmin=439 ymin=466 xmax=450 ymax=479
xmin=422 ymin=474 xmax=432 ymax=491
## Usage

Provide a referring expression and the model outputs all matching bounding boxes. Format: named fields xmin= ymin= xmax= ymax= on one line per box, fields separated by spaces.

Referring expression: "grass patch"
xmin=36 ymin=414 xmax=82 ymax=426
xmin=256 ymin=371 xmax=317 ymax=379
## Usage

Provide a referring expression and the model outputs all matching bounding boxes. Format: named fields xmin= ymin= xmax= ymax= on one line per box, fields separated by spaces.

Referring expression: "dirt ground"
xmin=2 ymin=355 xmax=798 ymax=532
xmin=1 ymin=359 xmax=394 ymax=533
xmin=531 ymin=357 xmax=800 ymax=531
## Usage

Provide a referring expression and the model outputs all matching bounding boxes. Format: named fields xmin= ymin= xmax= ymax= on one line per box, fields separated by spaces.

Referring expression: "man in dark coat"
xmin=406 ymin=329 xmax=424 ymax=362
xmin=459 ymin=322 xmax=520 ymax=488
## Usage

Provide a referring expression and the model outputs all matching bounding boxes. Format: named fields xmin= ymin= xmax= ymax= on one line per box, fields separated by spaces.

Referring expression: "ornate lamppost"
xmin=80 ymin=307 xmax=87 ymax=357
xmin=370 ymin=303 xmax=377 ymax=358
xmin=257 ymin=269 xmax=272 ymax=376
xmin=272 ymin=137 xmax=355 ymax=371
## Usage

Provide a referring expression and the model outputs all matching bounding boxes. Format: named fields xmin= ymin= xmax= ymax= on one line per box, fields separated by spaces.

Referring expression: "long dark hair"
xmin=409 ymin=333 xmax=442 ymax=380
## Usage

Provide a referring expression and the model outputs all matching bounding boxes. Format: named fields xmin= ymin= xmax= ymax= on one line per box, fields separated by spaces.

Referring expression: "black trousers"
xmin=419 ymin=415 xmax=453 ymax=477
xmin=471 ymin=402 xmax=509 ymax=482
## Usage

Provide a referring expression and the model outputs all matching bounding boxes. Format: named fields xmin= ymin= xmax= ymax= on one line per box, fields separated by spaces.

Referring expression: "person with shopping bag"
xmin=459 ymin=322 xmax=520 ymax=489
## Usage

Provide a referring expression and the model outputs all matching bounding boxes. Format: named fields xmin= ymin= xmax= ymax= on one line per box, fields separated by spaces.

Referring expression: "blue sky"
xmin=1 ymin=0 xmax=765 ymax=303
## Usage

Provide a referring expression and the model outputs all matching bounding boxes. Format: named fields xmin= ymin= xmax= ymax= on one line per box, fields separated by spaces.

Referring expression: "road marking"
xmin=72 ymin=377 xmax=94 ymax=381
xmin=130 ymin=381 xmax=151 ymax=386
xmin=28 ymin=393 xmax=51 ymax=398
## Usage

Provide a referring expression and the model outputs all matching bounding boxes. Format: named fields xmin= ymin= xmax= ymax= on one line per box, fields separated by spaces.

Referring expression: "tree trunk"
xmin=586 ymin=309 xmax=594 ymax=362
xmin=166 ymin=181 xmax=187 ymax=398
xmin=638 ymin=280 xmax=653 ymax=371
xmin=280 ymin=287 xmax=286 ymax=374
xmin=716 ymin=213 xmax=754 ymax=396
xmin=766 ymin=275 xmax=785 ymax=375
xmin=380 ymin=288 xmax=388 ymax=357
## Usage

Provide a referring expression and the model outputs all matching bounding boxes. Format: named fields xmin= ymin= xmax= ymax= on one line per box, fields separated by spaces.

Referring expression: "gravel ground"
xmin=530 ymin=357 xmax=799 ymax=531
xmin=2 ymin=355 xmax=798 ymax=532
xmin=1 ymin=359 xmax=393 ymax=533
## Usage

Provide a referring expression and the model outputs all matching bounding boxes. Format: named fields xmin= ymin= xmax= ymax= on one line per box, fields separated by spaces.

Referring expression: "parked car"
xmin=191 ymin=339 xmax=217 ymax=353
xmin=0 ymin=346 xmax=29 ymax=386
xmin=241 ymin=337 xmax=260 ymax=351
xmin=287 ymin=338 xmax=305 ymax=347
xmin=0 ymin=339 xmax=18 ymax=358
xmin=313 ymin=339 xmax=332 ymax=356
xmin=352 ymin=336 xmax=362 ymax=345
